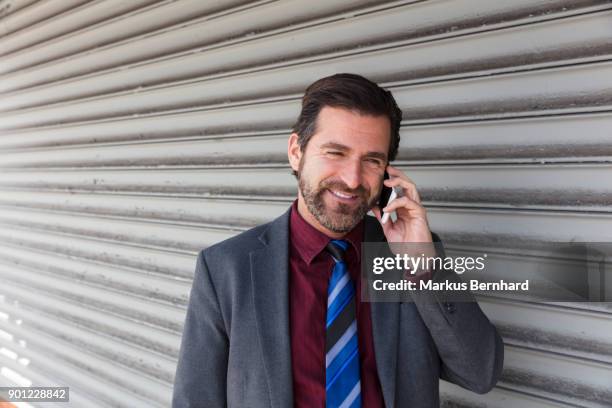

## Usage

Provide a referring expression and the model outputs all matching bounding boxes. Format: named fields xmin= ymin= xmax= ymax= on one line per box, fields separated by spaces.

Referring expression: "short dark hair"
xmin=291 ymin=73 xmax=402 ymax=176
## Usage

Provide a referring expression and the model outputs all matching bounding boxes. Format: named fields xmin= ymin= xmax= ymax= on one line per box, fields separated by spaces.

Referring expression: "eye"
xmin=327 ymin=151 xmax=343 ymax=156
xmin=365 ymin=158 xmax=383 ymax=167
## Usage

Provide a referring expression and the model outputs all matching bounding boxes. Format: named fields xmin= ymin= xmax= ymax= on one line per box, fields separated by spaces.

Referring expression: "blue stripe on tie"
xmin=326 ymin=283 xmax=353 ymax=328
xmin=326 ymin=239 xmax=361 ymax=408
xmin=326 ymin=332 xmax=358 ymax=383
xmin=328 ymin=262 xmax=347 ymax=291
xmin=326 ymin=260 xmax=354 ymax=328
xmin=328 ymin=272 xmax=350 ymax=307
xmin=328 ymin=262 xmax=347 ymax=292
xmin=326 ymin=345 xmax=359 ymax=390
xmin=347 ymin=394 xmax=361 ymax=408
xmin=326 ymin=321 xmax=357 ymax=367
xmin=326 ymin=348 xmax=360 ymax=407
xmin=331 ymin=239 xmax=349 ymax=252
xmin=340 ymin=382 xmax=361 ymax=408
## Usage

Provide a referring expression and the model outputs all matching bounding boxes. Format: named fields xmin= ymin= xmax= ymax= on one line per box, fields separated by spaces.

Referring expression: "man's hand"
xmin=372 ymin=165 xmax=434 ymax=280
xmin=372 ymin=165 xmax=433 ymax=244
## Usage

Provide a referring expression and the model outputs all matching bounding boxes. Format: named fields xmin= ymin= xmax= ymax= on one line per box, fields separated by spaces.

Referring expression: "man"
xmin=173 ymin=73 xmax=504 ymax=407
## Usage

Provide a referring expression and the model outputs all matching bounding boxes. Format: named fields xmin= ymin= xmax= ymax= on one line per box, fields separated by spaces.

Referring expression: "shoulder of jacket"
xmin=199 ymin=220 xmax=273 ymax=261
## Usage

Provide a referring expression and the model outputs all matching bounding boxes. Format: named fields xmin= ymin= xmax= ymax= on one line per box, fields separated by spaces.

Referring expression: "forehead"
xmin=311 ymin=106 xmax=391 ymax=151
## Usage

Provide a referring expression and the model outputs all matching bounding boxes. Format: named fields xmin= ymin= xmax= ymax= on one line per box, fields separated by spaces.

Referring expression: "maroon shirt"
xmin=289 ymin=200 xmax=385 ymax=407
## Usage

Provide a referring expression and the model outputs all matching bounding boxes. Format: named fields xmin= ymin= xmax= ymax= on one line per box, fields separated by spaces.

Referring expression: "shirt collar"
xmin=289 ymin=199 xmax=363 ymax=265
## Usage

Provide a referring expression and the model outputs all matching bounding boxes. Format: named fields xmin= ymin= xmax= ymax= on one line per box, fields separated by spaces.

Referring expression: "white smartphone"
xmin=379 ymin=171 xmax=399 ymax=224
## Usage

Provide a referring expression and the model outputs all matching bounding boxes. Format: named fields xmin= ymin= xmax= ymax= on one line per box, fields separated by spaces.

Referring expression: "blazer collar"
xmin=364 ymin=216 xmax=400 ymax=408
xmin=250 ymin=208 xmax=293 ymax=408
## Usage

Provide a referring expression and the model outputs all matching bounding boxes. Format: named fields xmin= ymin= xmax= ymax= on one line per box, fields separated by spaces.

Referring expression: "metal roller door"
xmin=0 ymin=0 xmax=610 ymax=406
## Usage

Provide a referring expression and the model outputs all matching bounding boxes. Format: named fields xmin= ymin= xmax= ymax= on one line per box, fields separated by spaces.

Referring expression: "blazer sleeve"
xmin=411 ymin=233 xmax=504 ymax=394
xmin=172 ymin=250 xmax=228 ymax=407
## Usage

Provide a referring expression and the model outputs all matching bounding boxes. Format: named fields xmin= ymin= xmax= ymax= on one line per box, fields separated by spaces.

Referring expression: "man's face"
xmin=288 ymin=106 xmax=391 ymax=236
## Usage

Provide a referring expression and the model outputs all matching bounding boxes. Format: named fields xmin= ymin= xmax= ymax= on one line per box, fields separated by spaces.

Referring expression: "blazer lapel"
xmin=365 ymin=216 xmax=399 ymax=408
xmin=250 ymin=209 xmax=293 ymax=408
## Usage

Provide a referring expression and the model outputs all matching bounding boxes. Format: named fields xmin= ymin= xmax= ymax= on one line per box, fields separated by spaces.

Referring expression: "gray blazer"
xmin=173 ymin=208 xmax=504 ymax=407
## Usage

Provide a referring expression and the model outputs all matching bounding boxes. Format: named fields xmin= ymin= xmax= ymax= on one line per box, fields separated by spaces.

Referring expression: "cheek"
xmin=301 ymin=160 xmax=328 ymax=186
xmin=365 ymin=174 xmax=382 ymax=195
xmin=306 ymin=159 xmax=338 ymax=181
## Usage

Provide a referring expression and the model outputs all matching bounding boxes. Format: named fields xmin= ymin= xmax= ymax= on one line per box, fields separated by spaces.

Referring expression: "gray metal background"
xmin=0 ymin=0 xmax=610 ymax=407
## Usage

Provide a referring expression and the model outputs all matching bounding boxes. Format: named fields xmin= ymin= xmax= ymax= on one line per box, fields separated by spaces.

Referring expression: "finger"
xmin=386 ymin=165 xmax=417 ymax=184
xmin=384 ymin=177 xmax=421 ymax=203
xmin=385 ymin=165 xmax=402 ymax=176
xmin=383 ymin=196 xmax=427 ymax=215
xmin=384 ymin=166 xmax=421 ymax=201
xmin=384 ymin=171 xmax=416 ymax=186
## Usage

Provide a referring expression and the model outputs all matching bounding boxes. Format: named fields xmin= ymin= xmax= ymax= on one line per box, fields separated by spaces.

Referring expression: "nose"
xmin=340 ymin=158 xmax=363 ymax=190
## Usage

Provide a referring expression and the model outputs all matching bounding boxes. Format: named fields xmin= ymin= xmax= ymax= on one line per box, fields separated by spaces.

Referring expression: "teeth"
xmin=331 ymin=190 xmax=355 ymax=199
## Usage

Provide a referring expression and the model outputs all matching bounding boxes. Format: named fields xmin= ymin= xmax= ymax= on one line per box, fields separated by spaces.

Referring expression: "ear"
xmin=287 ymin=132 xmax=302 ymax=173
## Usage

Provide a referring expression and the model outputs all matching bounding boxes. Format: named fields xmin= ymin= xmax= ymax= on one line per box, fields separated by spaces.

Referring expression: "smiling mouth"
xmin=327 ymin=189 xmax=359 ymax=202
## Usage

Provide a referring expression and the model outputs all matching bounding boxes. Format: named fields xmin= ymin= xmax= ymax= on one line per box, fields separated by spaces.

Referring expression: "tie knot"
xmin=326 ymin=239 xmax=349 ymax=263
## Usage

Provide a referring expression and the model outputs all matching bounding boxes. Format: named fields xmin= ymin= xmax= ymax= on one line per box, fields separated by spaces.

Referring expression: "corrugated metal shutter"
xmin=0 ymin=0 xmax=610 ymax=407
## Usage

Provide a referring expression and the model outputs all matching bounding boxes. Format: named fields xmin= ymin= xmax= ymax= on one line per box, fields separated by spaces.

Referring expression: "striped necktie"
xmin=325 ymin=239 xmax=362 ymax=408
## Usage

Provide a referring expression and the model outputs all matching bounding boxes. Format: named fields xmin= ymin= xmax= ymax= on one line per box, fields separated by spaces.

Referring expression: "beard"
xmin=297 ymin=162 xmax=377 ymax=233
